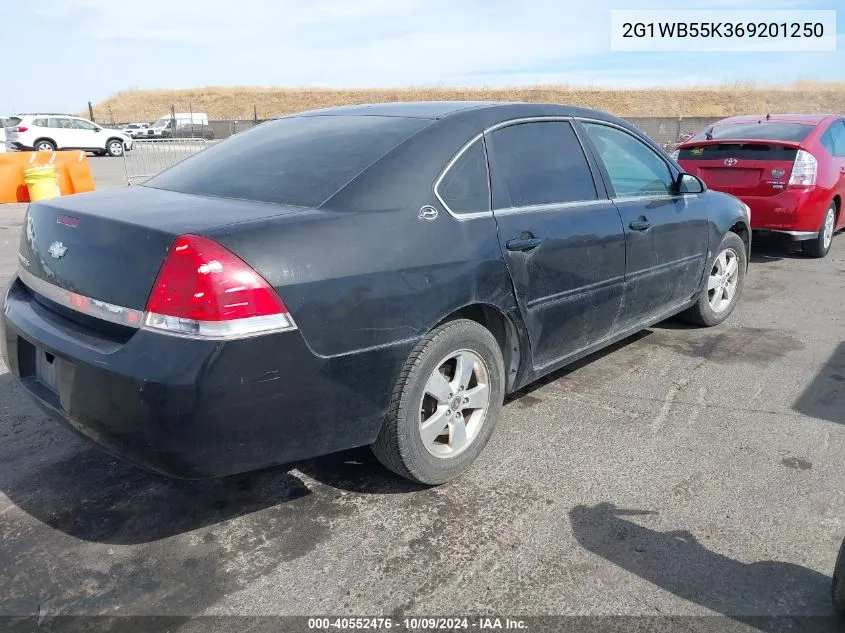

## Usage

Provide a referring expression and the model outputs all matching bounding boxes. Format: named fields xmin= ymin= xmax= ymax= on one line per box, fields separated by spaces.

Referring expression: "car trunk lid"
xmin=18 ymin=186 xmax=307 ymax=323
xmin=677 ymin=139 xmax=802 ymax=197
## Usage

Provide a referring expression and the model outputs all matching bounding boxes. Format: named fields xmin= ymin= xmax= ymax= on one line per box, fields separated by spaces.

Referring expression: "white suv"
xmin=6 ymin=114 xmax=133 ymax=157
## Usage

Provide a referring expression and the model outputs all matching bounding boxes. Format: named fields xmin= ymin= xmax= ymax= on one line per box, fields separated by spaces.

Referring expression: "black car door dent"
xmin=485 ymin=119 xmax=626 ymax=370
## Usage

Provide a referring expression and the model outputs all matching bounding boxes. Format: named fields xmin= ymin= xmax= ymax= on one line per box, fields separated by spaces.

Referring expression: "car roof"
xmin=293 ymin=100 xmax=627 ymax=126
xmin=296 ymin=101 xmax=505 ymax=119
xmin=713 ymin=113 xmax=835 ymax=126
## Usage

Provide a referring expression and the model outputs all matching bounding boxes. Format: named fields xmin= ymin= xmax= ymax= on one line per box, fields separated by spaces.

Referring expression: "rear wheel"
xmin=371 ymin=319 xmax=505 ymax=485
xmin=802 ymin=202 xmax=836 ymax=258
xmin=680 ymin=231 xmax=746 ymax=327
xmin=34 ymin=139 xmax=55 ymax=151
xmin=106 ymin=139 xmax=125 ymax=157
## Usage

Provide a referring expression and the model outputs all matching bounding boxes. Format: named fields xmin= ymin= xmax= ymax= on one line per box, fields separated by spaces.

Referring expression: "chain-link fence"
xmin=123 ymin=138 xmax=208 ymax=185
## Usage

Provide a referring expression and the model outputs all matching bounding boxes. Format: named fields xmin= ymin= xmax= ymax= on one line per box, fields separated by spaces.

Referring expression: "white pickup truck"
xmin=145 ymin=113 xmax=209 ymax=138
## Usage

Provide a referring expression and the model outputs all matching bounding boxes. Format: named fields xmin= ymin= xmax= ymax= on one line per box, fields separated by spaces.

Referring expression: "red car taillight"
xmin=12 ymin=126 xmax=28 ymax=132
xmin=143 ymin=234 xmax=296 ymax=339
xmin=788 ymin=149 xmax=817 ymax=189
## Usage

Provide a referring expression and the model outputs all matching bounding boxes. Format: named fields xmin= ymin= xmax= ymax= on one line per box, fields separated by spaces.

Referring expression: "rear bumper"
xmin=1 ymin=277 xmax=411 ymax=478
xmin=741 ymin=188 xmax=830 ymax=233
xmin=753 ymin=229 xmax=817 ymax=241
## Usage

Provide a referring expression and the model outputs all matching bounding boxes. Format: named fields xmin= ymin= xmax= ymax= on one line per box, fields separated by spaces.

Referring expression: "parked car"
xmin=147 ymin=113 xmax=210 ymax=137
xmin=675 ymin=114 xmax=845 ymax=258
xmin=0 ymin=102 xmax=750 ymax=484
xmin=121 ymin=123 xmax=150 ymax=138
xmin=161 ymin=123 xmax=214 ymax=140
xmin=6 ymin=114 xmax=133 ymax=157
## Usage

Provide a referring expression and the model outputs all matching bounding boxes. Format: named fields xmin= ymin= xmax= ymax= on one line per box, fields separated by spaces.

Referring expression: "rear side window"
xmin=32 ymin=118 xmax=47 ymax=127
xmin=582 ymin=122 xmax=674 ymax=197
xmin=485 ymin=121 xmax=597 ymax=208
xmin=48 ymin=118 xmax=73 ymax=129
xmin=691 ymin=122 xmax=814 ymax=143
xmin=146 ymin=115 xmax=430 ymax=207
xmin=821 ymin=121 xmax=845 ymax=157
xmin=436 ymin=140 xmax=490 ymax=214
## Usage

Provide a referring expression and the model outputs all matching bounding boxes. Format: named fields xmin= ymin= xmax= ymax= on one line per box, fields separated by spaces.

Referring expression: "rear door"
xmin=48 ymin=117 xmax=78 ymax=149
xmin=484 ymin=119 xmax=626 ymax=369
xmin=579 ymin=120 xmax=710 ymax=327
xmin=678 ymin=141 xmax=800 ymax=198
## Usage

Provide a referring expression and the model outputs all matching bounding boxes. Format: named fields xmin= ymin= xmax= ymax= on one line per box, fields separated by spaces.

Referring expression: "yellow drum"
xmin=23 ymin=164 xmax=61 ymax=201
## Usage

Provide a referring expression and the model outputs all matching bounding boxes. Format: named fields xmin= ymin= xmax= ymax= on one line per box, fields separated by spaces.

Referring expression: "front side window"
xmin=72 ymin=119 xmax=98 ymax=131
xmin=485 ymin=121 xmax=597 ymax=208
xmin=582 ymin=122 xmax=674 ymax=197
xmin=436 ymin=140 xmax=490 ymax=214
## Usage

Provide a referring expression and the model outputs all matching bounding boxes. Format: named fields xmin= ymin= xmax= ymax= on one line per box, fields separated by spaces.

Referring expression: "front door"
xmin=579 ymin=121 xmax=710 ymax=328
xmin=70 ymin=118 xmax=102 ymax=150
xmin=485 ymin=119 xmax=626 ymax=370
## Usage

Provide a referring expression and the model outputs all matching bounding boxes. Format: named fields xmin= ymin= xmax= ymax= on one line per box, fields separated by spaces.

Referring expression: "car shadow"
xmin=505 ymin=330 xmax=652 ymax=401
xmin=570 ymin=502 xmax=836 ymax=630
xmin=793 ymin=342 xmax=845 ymax=425
xmin=749 ymin=234 xmax=809 ymax=264
xmin=0 ymin=369 xmax=422 ymax=545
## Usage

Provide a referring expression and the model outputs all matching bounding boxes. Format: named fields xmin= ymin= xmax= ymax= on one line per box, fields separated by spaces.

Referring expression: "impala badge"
xmin=724 ymin=158 xmax=738 ymax=166
xmin=48 ymin=241 xmax=68 ymax=259
xmin=419 ymin=206 xmax=439 ymax=221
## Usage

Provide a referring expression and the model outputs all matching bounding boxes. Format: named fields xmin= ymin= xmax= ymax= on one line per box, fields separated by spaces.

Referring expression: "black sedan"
xmin=1 ymin=102 xmax=750 ymax=485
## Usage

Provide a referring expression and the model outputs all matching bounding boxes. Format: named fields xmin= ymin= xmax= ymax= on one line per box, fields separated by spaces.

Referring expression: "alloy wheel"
xmin=419 ymin=349 xmax=491 ymax=458
xmin=708 ymin=248 xmax=739 ymax=313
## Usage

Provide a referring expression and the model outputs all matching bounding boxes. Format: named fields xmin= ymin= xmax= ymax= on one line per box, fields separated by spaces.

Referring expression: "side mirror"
xmin=93 ymin=128 xmax=101 ymax=133
xmin=677 ymin=173 xmax=704 ymax=194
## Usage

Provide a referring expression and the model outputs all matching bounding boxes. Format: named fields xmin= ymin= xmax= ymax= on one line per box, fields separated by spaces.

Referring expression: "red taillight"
xmin=143 ymin=234 xmax=296 ymax=338
xmin=12 ymin=126 xmax=28 ymax=132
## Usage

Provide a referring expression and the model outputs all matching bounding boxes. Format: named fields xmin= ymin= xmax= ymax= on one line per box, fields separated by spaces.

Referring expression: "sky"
xmin=1 ymin=0 xmax=843 ymax=114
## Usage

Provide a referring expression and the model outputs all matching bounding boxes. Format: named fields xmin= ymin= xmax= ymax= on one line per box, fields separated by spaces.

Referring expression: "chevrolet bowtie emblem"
xmin=48 ymin=241 xmax=68 ymax=259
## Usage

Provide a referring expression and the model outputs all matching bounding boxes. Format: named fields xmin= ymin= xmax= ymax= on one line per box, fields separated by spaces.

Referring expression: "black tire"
xmin=680 ymin=231 xmax=747 ymax=327
xmin=106 ymin=139 xmax=125 ymax=157
xmin=371 ymin=319 xmax=505 ymax=485
xmin=833 ymin=537 xmax=845 ymax=617
xmin=34 ymin=139 xmax=55 ymax=151
xmin=802 ymin=202 xmax=836 ymax=259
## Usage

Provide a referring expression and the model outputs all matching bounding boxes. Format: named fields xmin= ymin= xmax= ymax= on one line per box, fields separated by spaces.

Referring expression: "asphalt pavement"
xmin=0 ymin=192 xmax=844 ymax=627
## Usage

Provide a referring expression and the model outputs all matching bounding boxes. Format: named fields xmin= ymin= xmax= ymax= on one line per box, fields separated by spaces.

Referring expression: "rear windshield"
xmin=145 ymin=115 xmax=430 ymax=207
xmin=690 ymin=122 xmax=814 ymax=143
xmin=4 ymin=117 xmax=21 ymax=127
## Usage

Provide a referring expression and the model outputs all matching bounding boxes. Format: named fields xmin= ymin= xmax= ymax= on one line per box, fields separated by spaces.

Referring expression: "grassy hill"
xmin=88 ymin=81 xmax=845 ymax=123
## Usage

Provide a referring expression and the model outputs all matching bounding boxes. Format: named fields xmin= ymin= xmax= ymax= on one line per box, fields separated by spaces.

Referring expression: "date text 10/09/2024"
xmin=307 ymin=617 xmax=528 ymax=630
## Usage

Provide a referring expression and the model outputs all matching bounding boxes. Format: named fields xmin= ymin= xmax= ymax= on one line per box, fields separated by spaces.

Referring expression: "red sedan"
xmin=675 ymin=114 xmax=845 ymax=258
